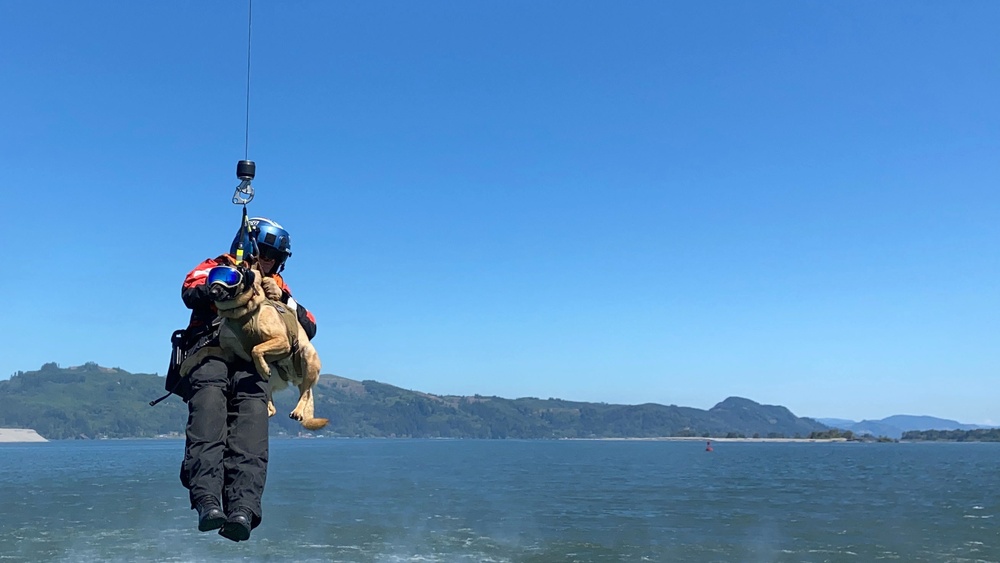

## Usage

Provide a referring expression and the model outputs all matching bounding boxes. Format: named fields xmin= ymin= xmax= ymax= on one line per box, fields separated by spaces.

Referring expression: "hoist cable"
xmin=244 ymin=0 xmax=253 ymax=160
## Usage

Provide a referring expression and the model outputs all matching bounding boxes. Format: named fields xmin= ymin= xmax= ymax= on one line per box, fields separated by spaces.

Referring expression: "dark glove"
xmin=261 ymin=277 xmax=283 ymax=301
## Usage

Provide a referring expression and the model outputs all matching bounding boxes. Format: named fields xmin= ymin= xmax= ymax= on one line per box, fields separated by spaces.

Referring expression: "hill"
xmin=2 ymin=362 xmax=828 ymax=440
xmin=817 ymin=415 xmax=992 ymax=440
xmin=0 ymin=363 xmax=187 ymax=439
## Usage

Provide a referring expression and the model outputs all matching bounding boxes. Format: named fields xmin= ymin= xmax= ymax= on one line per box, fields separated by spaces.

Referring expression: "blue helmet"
xmin=230 ymin=216 xmax=292 ymax=272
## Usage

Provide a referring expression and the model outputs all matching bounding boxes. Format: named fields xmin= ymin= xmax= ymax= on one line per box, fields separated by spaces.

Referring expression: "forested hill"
xmin=1 ymin=363 xmax=829 ymax=440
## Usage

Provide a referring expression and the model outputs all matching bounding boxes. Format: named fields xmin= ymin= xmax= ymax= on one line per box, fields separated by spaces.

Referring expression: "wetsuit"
xmin=176 ymin=254 xmax=317 ymax=529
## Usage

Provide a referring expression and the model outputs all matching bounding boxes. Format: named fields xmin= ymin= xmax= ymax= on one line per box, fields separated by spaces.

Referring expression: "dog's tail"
xmin=298 ymin=389 xmax=329 ymax=430
xmin=301 ymin=417 xmax=329 ymax=431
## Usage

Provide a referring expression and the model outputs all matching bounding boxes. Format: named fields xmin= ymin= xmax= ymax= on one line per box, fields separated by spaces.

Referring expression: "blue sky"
xmin=3 ymin=1 xmax=998 ymax=424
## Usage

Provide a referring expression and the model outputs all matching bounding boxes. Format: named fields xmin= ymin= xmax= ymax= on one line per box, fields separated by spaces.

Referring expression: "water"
xmin=0 ymin=439 xmax=996 ymax=562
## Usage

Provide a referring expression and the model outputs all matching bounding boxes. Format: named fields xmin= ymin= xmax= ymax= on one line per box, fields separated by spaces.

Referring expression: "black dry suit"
xmin=173 ymin=254 xmax=270 ymax=528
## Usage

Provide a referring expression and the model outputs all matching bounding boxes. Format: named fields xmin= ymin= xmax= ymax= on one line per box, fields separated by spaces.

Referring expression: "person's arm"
xmin=292 ymin=301 xmax=318 ymax=341
xmin=181 ymin=257 xmax=222 ymax=310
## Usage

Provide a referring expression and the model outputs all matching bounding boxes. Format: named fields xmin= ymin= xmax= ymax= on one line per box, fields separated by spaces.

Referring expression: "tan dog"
xmin=181 ymin=263 xmax=328 ymax=431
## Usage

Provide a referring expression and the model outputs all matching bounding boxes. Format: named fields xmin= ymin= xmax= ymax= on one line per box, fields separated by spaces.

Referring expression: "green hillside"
xmin=1 ymin=363 xmax=829 ymax=440
xmin=0 ymin=362 xmax=187 ymax=439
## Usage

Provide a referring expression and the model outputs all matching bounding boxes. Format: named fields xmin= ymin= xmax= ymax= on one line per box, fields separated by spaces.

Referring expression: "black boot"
xmin=219 ymin=509 xmax=252 ymax=542
xmin=195 ymin=497 xmax=226 ymax=532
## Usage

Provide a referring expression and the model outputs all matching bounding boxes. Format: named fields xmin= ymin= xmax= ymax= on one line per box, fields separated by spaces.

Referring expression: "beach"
xmin=0 ymin=428 xmax=48 ymax=443
xmin=568 ymin=436 xmax=849 ymax=443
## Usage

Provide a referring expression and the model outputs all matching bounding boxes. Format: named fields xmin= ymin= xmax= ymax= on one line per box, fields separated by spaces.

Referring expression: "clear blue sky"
xmin=3 ymin=1 xmax=998 ymax=424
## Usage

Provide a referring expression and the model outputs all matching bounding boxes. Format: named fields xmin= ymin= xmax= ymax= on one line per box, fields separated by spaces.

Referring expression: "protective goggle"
xmin=206 ymin=266 xmax=247 ymax=300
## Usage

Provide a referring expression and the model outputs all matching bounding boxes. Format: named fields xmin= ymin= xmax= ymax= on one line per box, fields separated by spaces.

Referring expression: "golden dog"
xmin=181 ymin=263 xmax=328 ymax=431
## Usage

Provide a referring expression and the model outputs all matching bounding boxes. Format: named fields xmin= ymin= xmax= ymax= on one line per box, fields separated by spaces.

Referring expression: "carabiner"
xmin=232 ymin=159 xmax=256 ymax=204
xmin=233 ymin=178 xmax=255 ymax=205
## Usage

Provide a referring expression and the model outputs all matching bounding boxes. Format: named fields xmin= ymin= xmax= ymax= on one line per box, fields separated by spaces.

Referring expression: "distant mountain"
xmin=816 ymin=415 xmax=992 ymax=440
xmin=1 ymin=362 xmax=829 ymax=440
xmin=706 ymin=396 xmax=826 ymax=438
xmin=880 ymin=415 xmax=988 ymax=432
xmin=814 ymin=418 xmax=854 ymax=428
xmin=292 ymin=378 xmax=829 ymax=439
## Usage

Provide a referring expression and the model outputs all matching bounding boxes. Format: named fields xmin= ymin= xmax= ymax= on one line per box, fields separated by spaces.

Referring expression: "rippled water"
xmin=0 ymin=439 xmax=996 ymax=562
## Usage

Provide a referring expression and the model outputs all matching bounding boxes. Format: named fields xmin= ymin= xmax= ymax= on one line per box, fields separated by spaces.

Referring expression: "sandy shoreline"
xmin=0 ymin=428 xmax=48 ymax=443
xmin=565 ymin=436 xmax=849 ymax=443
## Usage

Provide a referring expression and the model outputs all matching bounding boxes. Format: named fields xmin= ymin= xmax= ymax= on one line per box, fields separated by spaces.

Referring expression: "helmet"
xmin=229 ymin=216 xmax=293 ymax=273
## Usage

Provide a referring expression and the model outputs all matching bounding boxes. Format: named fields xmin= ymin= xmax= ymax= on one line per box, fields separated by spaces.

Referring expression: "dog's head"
xmin=206 ymin=264 xmax=259 ymax=312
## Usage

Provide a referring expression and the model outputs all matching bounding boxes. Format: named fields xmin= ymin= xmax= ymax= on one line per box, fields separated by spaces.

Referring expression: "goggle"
xmin=206 ymin=266 xmax=245 ymax=300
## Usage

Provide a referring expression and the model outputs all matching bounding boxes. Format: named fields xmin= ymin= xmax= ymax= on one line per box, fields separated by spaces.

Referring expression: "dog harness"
xmin=237 ymin=299 xmax=300 ymax=356
xmin=270 ymin=300 xmax=301 ymax=355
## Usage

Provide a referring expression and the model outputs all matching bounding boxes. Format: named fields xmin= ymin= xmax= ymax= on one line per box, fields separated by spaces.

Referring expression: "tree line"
xmin=902 ymin=428 xmax=1000 ymax=442
xmin=4 ymin=362 xmax=833 ymax=440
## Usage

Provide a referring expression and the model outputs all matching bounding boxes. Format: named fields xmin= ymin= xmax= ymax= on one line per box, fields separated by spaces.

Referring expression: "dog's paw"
xmin=254 ymin=359 xmax=271 ymax=379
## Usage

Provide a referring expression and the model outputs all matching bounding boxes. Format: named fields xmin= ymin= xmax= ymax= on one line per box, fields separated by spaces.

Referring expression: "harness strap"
xmin=266 ymin=299 xmax=300 ymax=353
xmin=238 ymin=299 xmax=300 ymax=356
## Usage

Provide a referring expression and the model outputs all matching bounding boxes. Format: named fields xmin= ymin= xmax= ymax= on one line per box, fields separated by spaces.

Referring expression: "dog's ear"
xmin=239 ymin=267 xmax=256 ymax=292
xmin=236 ymin=262 xmax=254 ymax=287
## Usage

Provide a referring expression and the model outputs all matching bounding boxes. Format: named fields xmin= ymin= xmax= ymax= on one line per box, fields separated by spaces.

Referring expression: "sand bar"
xmin=0 ymin=428 xmax=48 ymax=443
xmin=566 ymin=436 xmax=849 ymax=443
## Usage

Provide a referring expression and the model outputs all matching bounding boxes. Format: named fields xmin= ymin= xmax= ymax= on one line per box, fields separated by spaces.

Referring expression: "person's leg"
xmin=179 ymin=358 xmax=229 ymax=510
xmin=220 ymin=361 xmax=269 ymax=539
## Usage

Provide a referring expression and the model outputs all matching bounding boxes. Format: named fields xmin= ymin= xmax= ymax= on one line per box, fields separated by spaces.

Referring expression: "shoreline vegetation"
xmin=8 ymin=433 xmax=993 ymax=444
xmin=0 ymin=431 xmax=850 ymax=444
